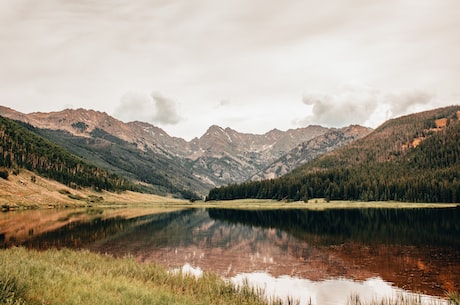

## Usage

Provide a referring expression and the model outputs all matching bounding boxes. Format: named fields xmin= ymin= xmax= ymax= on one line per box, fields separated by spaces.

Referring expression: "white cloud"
xmin=297 ymin=83 xmax=436 ymax=128
xmin=386 ymin=90 xmax=432 ymax=117
xmin=298 ymin=83 xmax=381 ymax=127
xmin=151 ymin=92 xmax=181 ymax=125
xmin=114 ymin=91 xmax=154 ymax=123
xmin=114 ymin=91 xmax=181 ymax=125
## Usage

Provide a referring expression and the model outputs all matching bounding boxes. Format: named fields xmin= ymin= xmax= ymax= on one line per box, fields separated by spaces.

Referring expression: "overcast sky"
xmin=1 ymin=0 xmax=459 ymax=140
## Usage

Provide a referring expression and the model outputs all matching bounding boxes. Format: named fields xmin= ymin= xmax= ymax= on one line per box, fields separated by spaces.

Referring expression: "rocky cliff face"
xmin=250 ymin=125 xmax=373 ymax=180
xmin=0 ymin=106 xmax=371 ymax=189
xmin=186 ymin=124 xmax=330 ymax=185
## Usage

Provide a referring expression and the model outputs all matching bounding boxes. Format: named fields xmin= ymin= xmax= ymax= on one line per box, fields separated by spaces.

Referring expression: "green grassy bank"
xmin=0 ymin=247 xmax=276 ymax=305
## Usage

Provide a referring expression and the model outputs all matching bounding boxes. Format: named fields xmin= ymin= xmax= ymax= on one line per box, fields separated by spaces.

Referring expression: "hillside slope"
xmin=0 ymin=116 xmax=132 ymax=192
xmin=0 ymin=168 xmax=186 ymax=209
xmin=207 ymin=105 xmax=460 ymax=203
xmin=0 ymin=115 xmax=207 ymax=200
xmin=33 ymin=127 xmax=208 ymax=199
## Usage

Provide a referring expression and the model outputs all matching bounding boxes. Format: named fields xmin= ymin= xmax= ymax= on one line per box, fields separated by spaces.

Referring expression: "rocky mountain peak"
xmin=26 ymin=109 xmax=139 ymax=146
xmin=204 ymin=124 xmax=226 ymax=133
xmin=200 ymin=125 xmax=229 ymax=140
xmin=0 ymin=106 xmax=30 ymax=123
xmin=251 ymin=125 xmax=373 ymax=181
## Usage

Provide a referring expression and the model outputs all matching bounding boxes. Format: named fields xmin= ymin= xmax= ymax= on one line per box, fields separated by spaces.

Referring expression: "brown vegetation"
xmin=0 ymin=169 xmax=187 ymax=209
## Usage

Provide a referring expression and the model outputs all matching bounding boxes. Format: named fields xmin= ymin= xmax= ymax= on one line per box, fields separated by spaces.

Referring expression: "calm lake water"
xmin=1 ymin=206 xmax=459 ymax=304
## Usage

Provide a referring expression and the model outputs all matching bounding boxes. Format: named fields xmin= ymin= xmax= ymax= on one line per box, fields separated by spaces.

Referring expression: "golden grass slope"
xmin=0 ymin=169 xmax=187 ymax=209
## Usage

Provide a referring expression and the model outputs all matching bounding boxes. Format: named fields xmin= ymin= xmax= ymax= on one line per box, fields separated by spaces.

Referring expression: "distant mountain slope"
xmin=0 ymin=106 xmax=189 ymax=157
xmin=0 ymin=116 xmax=132 ymax=192
xmin=186 ymin=124 xmax=331 ymax=185
xmin=250 ymin=125 xmax=372 ymax=181
xmin=1 ymin=106 xmax=361 ymax=188
xmin=207 ymin=105 xmax=460 ymax=203
xmin=34 ymin=127 xmax=208 ymax=199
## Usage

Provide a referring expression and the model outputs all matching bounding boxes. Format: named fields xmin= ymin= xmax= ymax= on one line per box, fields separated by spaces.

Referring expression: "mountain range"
xmin=208 ymin=105 xmax=460 ymax=203
xmin=0 ymin=106 xmax=371 ymax=197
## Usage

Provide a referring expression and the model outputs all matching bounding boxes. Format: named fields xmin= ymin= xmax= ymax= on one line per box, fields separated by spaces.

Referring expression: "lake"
xmin=1 ymin=206 xmax=459 ymax=304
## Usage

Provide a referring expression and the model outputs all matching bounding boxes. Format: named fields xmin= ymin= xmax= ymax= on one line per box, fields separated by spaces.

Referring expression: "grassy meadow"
xmin=0 ymin=247 xmax=279 ymax=305
xmin=199 ymin=198 xmax=459 ymax=210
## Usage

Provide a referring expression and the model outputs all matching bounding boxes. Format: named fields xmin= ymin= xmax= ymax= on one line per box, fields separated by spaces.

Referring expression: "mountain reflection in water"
xmin=1 ymin=207 xmax=459 ymax=299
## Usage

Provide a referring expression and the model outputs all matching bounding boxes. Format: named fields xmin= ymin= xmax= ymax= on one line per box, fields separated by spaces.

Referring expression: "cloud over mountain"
xmin=298 ymin=84 xmax=434 ymax=128
xmin=151 ymin=92 xmax=181 ymax=125
xmin=115 ymin=91 xmax=181 ymax=125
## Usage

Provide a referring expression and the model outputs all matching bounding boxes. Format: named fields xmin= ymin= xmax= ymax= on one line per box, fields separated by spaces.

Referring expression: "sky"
xmin=1 ymin=0 xmax=460 ymax=140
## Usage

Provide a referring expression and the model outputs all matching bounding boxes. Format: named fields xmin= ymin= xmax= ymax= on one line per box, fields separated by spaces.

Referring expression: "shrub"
xmin=0 ymin=168 xmax=8 ymax=179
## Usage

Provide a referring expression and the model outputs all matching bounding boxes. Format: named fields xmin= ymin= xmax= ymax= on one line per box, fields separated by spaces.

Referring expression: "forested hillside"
xmin=207 ymin=106 xmax=460 ymax=203
xmin=0 ymin=116 xmax=132 ymax=192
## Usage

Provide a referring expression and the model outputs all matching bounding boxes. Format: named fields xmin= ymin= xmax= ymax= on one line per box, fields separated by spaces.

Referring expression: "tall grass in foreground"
xmin=445 ymin=291 xmax=460 ymax=305
xmin=346 ymin=292 xmax=460 ymax=305
xmin=1 ymin=247 xmax=458 ymax=305
xmin=0 ymin=247 xmax=280 ymax=305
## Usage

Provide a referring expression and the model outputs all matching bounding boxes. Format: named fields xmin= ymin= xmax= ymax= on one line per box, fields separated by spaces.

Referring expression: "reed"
xmin=446 ymin=291 xmax=460 ymax=305
xmin=347 ymin=292 xmax=458 ymax=305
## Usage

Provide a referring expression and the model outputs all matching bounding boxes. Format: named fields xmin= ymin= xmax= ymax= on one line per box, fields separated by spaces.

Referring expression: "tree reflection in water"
xmin=209 ymin=207 xmax=460 ymax=296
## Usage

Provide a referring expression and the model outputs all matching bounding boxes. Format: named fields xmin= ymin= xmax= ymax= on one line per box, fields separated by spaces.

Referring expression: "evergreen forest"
xmin=0 ymin=116 xmax=133 ymax=192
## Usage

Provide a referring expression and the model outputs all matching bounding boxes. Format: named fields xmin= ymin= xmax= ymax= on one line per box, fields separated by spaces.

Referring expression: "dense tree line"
xmin=0 ymin=116 xmax=133 ymax=191
xmin=207 ymin=106 xmax=460 ymax=203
